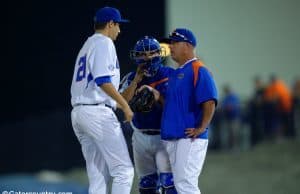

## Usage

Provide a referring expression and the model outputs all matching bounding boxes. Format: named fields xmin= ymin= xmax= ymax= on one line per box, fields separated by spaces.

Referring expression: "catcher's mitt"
xmin=129 ymin=87 xmax=155 ymax=112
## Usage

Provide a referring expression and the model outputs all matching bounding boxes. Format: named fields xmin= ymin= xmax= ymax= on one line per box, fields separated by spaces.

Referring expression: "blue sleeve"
xmin=195 ymin=67 xmax=218 ymax=105
xmin=95 ymin=76 xmax=112 ymax=86
xmin=160 ymin=66 xmax=175 ymax=78
xmin=156 ymin=66 xmax=174 ymax=97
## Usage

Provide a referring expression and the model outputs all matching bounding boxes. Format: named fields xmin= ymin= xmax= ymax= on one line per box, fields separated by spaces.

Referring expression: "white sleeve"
xmin=89 ymin=40 xmax=115 ymax=78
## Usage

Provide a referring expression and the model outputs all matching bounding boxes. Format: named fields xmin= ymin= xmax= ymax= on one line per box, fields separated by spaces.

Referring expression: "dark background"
xmin=2 ymin=0 xmax=165 ymax=173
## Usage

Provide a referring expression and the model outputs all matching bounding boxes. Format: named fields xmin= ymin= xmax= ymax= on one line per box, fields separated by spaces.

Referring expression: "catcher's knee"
xmin=139 ymin=173 xmax=159 ymax=194
xmin=160 ymin=173 xmax=177 ymax=194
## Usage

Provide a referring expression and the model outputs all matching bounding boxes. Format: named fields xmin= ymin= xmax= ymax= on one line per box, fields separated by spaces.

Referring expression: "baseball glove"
xmin=129 ymin=87 xmax=155 ymax=112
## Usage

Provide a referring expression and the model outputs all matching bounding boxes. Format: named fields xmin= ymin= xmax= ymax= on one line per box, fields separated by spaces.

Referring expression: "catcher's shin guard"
xmin=139 ymin=173 xmax=159 ymax=194
xmin=160 ymin=173 xmax=177 ymax=194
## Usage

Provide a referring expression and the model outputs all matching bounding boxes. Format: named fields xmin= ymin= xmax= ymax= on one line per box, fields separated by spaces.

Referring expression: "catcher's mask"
xmin=130 ymin=36 xmax=165 ymax=77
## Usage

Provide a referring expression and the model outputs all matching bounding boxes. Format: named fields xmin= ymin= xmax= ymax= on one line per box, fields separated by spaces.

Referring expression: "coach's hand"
xmin=185 ymin=127 xmax=206 ymax=140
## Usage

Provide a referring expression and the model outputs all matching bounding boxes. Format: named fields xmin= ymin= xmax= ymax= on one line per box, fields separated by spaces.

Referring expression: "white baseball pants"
xmin=71 ymin=104 xmax=134 ymax=194
xmin=132 ymin=129 xmax=171 ymax=178
xmin=163 ymin=138 xmax=208 ymax=194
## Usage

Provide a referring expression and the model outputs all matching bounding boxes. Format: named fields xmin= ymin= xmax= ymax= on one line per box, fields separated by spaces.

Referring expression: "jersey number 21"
xmin=76 ymin=55 xmax=87 ymax=82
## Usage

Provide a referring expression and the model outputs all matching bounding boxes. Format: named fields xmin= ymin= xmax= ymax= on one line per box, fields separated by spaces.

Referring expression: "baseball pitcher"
xmin=70 ymin=7 xmax=134 ymax=194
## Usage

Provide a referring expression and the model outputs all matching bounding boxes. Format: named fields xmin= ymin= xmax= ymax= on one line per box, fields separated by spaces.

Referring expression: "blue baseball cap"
xmin=163 ymin=28 xmax=197 ymax=47
xmin=94 ymin=7 xmax=129 ymax=23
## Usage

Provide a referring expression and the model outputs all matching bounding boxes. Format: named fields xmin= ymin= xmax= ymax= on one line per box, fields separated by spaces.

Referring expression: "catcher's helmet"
xmin=130 ymin=36 xmax=164 ymax=77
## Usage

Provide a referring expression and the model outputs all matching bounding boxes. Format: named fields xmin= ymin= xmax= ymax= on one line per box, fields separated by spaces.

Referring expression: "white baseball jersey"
xmin=71 ymin=33 xmax=120 ymax=108
xmin=70 ymin=33 xmax=134 ymax=194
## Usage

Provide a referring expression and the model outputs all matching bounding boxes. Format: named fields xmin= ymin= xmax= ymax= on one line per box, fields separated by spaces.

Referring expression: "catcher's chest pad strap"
xmin=148 ymin=77 xmax=168 ymax=88
xmin=192 ymin=60 xmax=205 ymax=87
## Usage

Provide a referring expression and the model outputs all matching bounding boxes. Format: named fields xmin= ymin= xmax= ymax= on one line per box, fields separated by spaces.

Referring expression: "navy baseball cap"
xmin=162 ymin=28 xmax=197 ymax=47
xmin=94 ymin=7 xmax=129 ymax=23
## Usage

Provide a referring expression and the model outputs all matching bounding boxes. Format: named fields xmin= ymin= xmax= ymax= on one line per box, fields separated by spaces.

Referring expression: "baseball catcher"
xmin=120 ymin=36 xmax=177 ymax=194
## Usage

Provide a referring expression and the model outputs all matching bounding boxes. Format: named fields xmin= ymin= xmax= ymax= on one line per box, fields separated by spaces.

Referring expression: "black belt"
xmin=142 ymin=131 xmax=160 ymax=135
xmin=76 ymin=103 xmax=114 ymax=109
